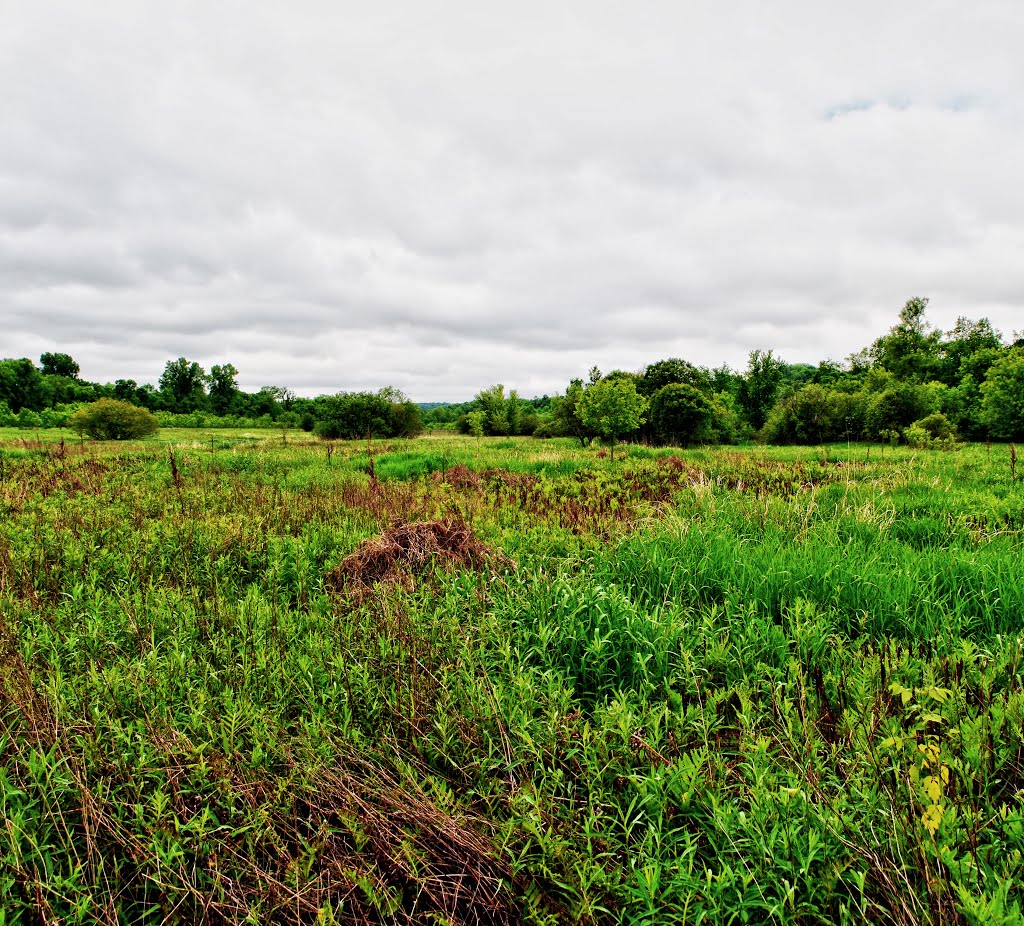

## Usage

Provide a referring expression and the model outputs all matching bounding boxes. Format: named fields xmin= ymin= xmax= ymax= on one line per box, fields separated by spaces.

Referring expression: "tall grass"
xmin=1 ymin=431 xmax=1022 ymax=924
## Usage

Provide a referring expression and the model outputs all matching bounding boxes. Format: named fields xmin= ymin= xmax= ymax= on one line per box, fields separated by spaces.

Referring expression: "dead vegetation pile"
xmin=326 ymin=520 xmax=510 ymax=601
xmin=431 ymin=463 xmax=482 ymax=489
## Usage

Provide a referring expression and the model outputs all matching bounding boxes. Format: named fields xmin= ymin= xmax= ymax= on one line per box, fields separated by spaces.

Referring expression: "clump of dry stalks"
xmin=326 ymin=520 xmax=510 ymax=602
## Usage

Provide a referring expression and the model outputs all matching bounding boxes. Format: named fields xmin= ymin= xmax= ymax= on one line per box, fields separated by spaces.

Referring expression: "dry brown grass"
xmin=326 ymin=520 xmax=510 ymax=602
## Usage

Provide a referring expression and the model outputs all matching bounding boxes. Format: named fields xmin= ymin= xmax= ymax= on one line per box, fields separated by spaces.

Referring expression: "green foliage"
xmin=460 ymin=384 xmax=532 ymax=437
xmin=637 ymin=358 xmax=713 ymax=397
xmin=649 ymin=383 xmax=715 ymax=446
xmin=0 ymin=358 xmax=47 ymax=413
xmin=865 ymin=381 xmax=933 ymax=439
xmin=206 ymin=362 xmax=240 ymax=415
xmin=314 ymin=389 xmax=422 ymax=440
xmin=66 ymin=398 xmax=160 ymax=439
xmin=466 ymin=410 xmax=486 ymax=437
xmin=762 ymin=384 xmax=864 ymax=444
xmin=578 ymin=377 xmax=647 ymax=456
xmin=550 ymin=380 xmax=599 ymax=445
xmin=981 ymin=347 xmax=1024 ymax=440
xmin=158 ymin=357 xmax=207 ymax=412
xmin=738 ymin=349 xmax=785 ymax=430
xmin=39 ymin=351 xmax=80 ymax=379
xmin=913 ymin=412 xmax=956 ymax=441
xmin=871 ymin=295 xmax=944 ymax=382
xmin=940 ymin=316 xmax=1004 ymax=386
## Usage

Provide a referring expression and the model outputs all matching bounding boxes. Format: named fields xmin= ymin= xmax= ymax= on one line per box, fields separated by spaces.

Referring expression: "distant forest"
xmin=3 ymin=298 xmax=1023 ymax=444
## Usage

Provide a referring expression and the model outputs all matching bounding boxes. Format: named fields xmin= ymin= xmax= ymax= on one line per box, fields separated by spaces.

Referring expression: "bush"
xmin=67 ymin=399 xmax=160 ymax=440
xmin=865 ymin=383 xmax=931 ymax=439
xmin=904 ymin=413 xmax=959 ymax=450
xmin=314 ymin=391 xmax=423 ymax=440
xmin=913 ymin=412 xmax=956 ymax=441
xmin=650 ymin=383 xmax=716 ymax=446
xmin=761 ymin=386 xmax=864 ymax=445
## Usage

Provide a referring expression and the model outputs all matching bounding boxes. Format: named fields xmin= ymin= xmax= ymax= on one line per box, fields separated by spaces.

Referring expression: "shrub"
xmin=913 ymin=412 xmax=956 ymax=441
xmin=15 ymin=408 xmax=41 ymax=428
xmin=904 ymin=413 xmax=959 ymax=450
xmin=865 ymin=383 xmax=931 ymax=439
xmin=650 ymin=383 xmax=716 ymax=446
xmin=67 ymin=399 xmax=160 ymax=440
xmin=761 ymin=386 xmax=864 ymax=445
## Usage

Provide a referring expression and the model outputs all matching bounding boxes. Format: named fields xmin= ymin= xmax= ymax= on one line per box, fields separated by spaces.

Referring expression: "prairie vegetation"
xmin=1 ymin=430 xmax=1023 ymax=924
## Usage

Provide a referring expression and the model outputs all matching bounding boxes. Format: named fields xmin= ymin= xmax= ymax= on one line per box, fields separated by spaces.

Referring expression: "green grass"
xmin=1 ymin=431 xmax=1023 ymax=924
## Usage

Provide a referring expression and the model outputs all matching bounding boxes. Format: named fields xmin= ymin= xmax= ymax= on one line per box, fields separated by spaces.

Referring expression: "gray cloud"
xmin=2 ymin=0 xmax=1023 ymax=400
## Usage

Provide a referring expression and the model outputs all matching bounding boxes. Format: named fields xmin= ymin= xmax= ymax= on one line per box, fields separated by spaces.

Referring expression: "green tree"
xmin=981 ymin=348 xmax=1024 ymax=440
xmin=67 ymin=399 xmax=159 ymax=440
xmin=466 ymin=410 xmax=486 ymax=437
xmin=650 ymin=383 xmax=716 ymax=446
xmin=313 ymin=388 xmax=421 ymax=440
xmin=39 ymin=352 xmax=80 ymax=379
xmin=638 ymin=358 xmax=713 ymax=397
xmin=549 ymin=380 xmax=597 ymax=445
xmin=761 ymin=385 xmax=864 ymax=445
xmin=0 ymin=358 xmax=48 ymax=413
xmin=738 ymin=349 xmax=785 ymax=431
xmin=865 ymin=382 xmax=932 ymax=439
xmin=158 ymin=358 xmax=207 ymax=412
xmin=578 ymin=378 xmax=647 ymax=459
xmin=940 ymin=317 xmax=1003 ymax=386
xmin=113 ymin=379 xmax=140 ymax=403
xmin=869 ymin=296 xmax=942 ymax=382
xmin=474 ymin=384 xmax=511 ymax=435
xmin=314 ymin=392 xmax=391 ymax=440
xmin=206 ymin=363 xmax=240 ymax=415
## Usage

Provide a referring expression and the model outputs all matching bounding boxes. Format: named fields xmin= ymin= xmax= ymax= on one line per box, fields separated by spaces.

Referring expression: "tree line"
xmin=3 ymin=297 xmax=1023 ymax=443
xmin=0 ymin=354 xmax=424 ymax=439
xmin=425 ymin=298 xmax=1024 ymax=445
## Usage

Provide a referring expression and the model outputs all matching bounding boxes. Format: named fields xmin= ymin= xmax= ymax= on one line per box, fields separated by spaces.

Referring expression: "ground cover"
xmin=1 ymin=431 xmax=1022 ymax=924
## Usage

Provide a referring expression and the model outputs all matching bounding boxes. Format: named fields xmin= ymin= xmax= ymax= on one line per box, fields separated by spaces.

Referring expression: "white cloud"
xmin=2 ymin=0 xmax=1023 ymax=400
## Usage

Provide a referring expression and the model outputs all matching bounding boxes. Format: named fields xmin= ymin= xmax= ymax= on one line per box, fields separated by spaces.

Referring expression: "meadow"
xmin=1 ymin=429 xmax=1023 ymax=925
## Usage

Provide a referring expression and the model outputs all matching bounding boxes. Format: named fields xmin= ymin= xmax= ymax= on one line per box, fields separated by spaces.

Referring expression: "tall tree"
xmin=113 ymin=379 xmax=140 ymax=403
xmin=0 ymin=358 xmax=48 ymax=413
xmin=869 ymin=296 xmax=942 ymax=382
xmin=39 ymin=352 xmax=80 ymax=379
xmin=940 ymin=317 xmax=1004 ymax=385
xmin=551 ymin=380 xmax=598 ymax=445
xmin=206 ymin=363 xmax=240 ymax=415
xmin=158 ymin=358 xmax=207 ymax=412
xmin=637 ymin=358 xmax=713 ymax=397
xmin=981 ymin=348 xmax=1024 ymax=440
xmin=737 ymin=349 xmax=785 ymax=431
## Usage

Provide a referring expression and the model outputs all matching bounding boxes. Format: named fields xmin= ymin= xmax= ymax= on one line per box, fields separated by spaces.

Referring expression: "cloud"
xmin=2 ymin=0 xmax=1023 ymax=400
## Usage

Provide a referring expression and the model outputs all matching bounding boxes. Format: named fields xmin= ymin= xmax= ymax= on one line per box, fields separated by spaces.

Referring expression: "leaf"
xmin=921 ymin=803 xmax=944 ymax=836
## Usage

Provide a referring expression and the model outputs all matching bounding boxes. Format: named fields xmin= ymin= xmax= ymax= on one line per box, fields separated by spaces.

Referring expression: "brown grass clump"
xmin=431 ymin=464 xmax=482 ymax=489
xmin=480 ymin=469 xmax=539 ymax=490
xmin=326 ymin=520 xmax=509 ymax=601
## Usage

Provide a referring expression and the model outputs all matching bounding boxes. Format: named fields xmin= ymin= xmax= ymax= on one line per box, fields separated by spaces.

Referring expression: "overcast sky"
xmin=3 ymin=1 xmax=1023 ymax=400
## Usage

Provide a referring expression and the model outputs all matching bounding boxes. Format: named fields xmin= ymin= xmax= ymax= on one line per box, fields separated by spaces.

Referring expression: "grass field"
xmin=1 ymin=430 xmax=1023 ymax=924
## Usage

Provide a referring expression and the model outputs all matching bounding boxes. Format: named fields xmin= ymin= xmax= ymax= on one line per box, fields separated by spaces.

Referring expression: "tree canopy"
xmin=2 ymin=296 xmax=1021 ymax=449
xmin=578 ymin=378 xmax=647 ymax=458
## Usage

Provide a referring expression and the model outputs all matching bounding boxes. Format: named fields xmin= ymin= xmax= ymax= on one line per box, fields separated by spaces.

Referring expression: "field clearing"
xmin=1 ymin=431 xmax=1023 ymax=924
